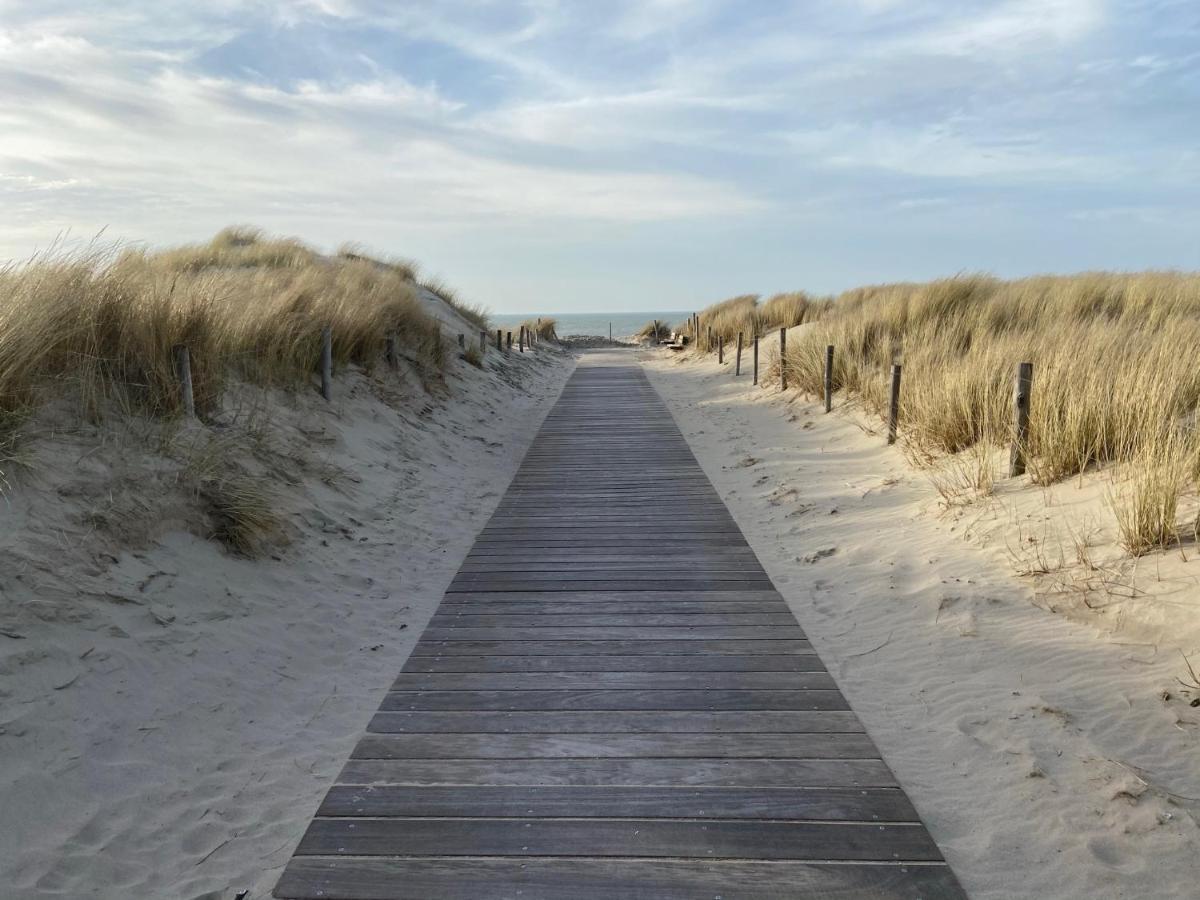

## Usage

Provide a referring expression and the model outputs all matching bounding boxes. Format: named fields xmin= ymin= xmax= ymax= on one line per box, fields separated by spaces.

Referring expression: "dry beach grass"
xmin=0 ymin=227 xmax=485 ymax=424
xmin=693 ymin=273 xmax=1200 ymax=557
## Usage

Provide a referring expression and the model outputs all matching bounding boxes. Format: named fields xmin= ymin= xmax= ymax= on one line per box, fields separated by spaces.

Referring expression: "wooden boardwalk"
xmin=275 ymin=360 xmax=965 ymax=899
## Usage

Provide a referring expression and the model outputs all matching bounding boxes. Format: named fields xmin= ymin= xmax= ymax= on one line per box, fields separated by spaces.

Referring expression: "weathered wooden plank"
xmin=366 ymin=711 xmax=864 ymax=734
xmin=389 ymin=671 xmax=835 ymax=691
xmin=338 ymin=757 xmax=898 ymax=787
xmin=420 ymin=626 xmax=803 ymax=640
xmin=427 ymin=614 xmax=795 ymax=628
xmin=297 ymin=818 xmax=943 ymax=861
xmin=276 ymin=857 xmax=965 ymax=900
xmin=317 ymin=784 xmax=912 ymax=820
xmin=440 ymin=590 xmax=784 ymax=602
xmin=446 ymin=580 xmax=777 ymax=592
xmin=434 ymin=600 xmax=790 ymax=615
xmin=410 ymin=639 xmax=813 ymax=655
xmin=351 ymin=732 xmax=878 ymax=759
xmin=399 ymin=654 xmax=825 ymax=673
xmin=378 ymin=689 xmax=849 ymax=711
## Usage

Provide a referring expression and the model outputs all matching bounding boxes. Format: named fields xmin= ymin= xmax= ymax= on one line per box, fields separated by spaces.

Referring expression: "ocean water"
xmin=489 ymin=311 xmax=689 ymax=339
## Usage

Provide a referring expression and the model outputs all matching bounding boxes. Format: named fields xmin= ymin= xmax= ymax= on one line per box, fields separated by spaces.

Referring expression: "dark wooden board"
xmin=427 ymin=614 xmax=796 ymax=628
xmin=366 ymin=710 xmax=865 ymax=734
xmin=338 ymin=757 xmax=899 ymax=787
xmin=389 ymin=671 xmax=834 ymax=691
xmin=351 ymin=732 xmax=879 ymax=759
xmin=297 ymin=817 xmax=943 ymax=861
xmin=317 ymin=784 xmax=915 ymax=821
xmin=378 ymin=688 xmax=850 ymax=711
xmin=276 ymin=858 xmax=964 ymax=900
xmin=419 ymin=626 xmax=805 ymax=640
xmin=399 ymin=654 xmax=824 ymax=673
xmin=409 ymin=639 xmax=813 ymax=655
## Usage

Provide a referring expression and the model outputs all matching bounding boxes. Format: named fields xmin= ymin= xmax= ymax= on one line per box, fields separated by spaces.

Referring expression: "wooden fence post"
xmin=779 ymin=327 xmax=787 ymax=390
xmin=507 ymin=331 xmax=512 ymax=351
xmin=385 ymin=331 xmax=398 ymax=370
xmin=753 ymin=336 xmax=759 ymax=385
xmin=735 ymin=332 xmax=743 ymax=376
xmin=718 ymin=335 xmax=724 ymax=365
xmin=707 ymin=325 xmax=712 ymax=352
xmin=1009 ymin=362 xmax=1034 ymax=476
xmin=172 ymin=344 xmax=195 ymax=418
xmin=458 ymin=333 xmax=465 ymax=349
xmin=824 ymin=344 xmax=834 ymax=413
xmin=887 ymin=364 xmax=902 ymax=445
xmin=519 ymin=326 xmax=525 ymax=353
xmin=479 ymin=329 xmax=487 ymax=354
xmin=320 ymin=326 xmax=333 ymax=401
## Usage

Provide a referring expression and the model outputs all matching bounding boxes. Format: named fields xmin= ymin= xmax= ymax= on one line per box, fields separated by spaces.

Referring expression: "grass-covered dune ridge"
xmin=686 ymin=291 xmax=832 ymax=353
xmin=770 ymin=272 xmax=1200 ymax=553
xmin=0 ymin=227 xmax=487 ymax=421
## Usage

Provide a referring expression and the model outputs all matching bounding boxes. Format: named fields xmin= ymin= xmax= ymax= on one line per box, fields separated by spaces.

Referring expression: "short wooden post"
xmin=519 ymin=326 xmax=525 ymax=353
xmin=385 ymin=331 xmax=398 ymax=370
xmin=887 ymin=364 xmax=902 ymax=444
xmin=506 ymin=331 xmax=512 ymax=350
xmin=320 ymin=326 xmax=333 ymax=401
xmin=735 ymin=332 xmax=743 ymax=375
xmin=479 ymin=329 xmax=487 ymax=353
xmin=172 ymin=344 xmax=195 ymax=418
xmin=718 ymin=335 xmax=724 ymax=364
xmin=752 ymin=336 xmax=759 ymax=385
xmin=707 ymin=326 xmax=712 ymax=352
xmin=823 ymin=344 xmax=834 ymax=413
xmin=1009 ymin=362 xmax=1033 ymax=476
xmin=458 ymin=333 xmax=465 ymax=349
xmin=779 ymin=327 xmax=787 ymax=390
xmin=609 ymin=322 xmax=612 ymax=341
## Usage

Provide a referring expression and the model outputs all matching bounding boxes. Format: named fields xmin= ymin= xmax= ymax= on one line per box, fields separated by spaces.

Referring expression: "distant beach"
xmin=490 ymin=311 xmax=688 ymax=339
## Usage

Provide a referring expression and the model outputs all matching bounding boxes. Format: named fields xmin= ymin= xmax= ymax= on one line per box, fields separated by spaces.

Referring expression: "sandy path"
xmin=640 ymin=348 xmax=1200 ymax=900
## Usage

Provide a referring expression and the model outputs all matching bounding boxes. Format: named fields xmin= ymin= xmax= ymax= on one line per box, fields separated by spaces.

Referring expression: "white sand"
xmin=0 ymin=328 xmax=574 ymax=898
xmin=638 ymin=345 xmax=1200 ymax=899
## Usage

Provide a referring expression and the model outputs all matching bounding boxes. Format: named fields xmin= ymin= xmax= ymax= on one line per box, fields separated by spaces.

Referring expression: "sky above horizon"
xmin=2 ymin=0 xmax=1198 ymax=313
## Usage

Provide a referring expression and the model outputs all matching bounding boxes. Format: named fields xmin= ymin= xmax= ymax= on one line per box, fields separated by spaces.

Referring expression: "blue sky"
xmin=1 ymin=1 xmax=1198 ymax=313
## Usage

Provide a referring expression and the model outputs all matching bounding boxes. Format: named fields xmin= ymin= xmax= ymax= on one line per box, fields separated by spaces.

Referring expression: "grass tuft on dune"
xmin=688 ymin=292 xmax=830 ymax=353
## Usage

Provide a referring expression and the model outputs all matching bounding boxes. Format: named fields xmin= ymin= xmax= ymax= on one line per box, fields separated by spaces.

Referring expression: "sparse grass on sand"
xmin=754 ymin=272 xmax=1200 ymax=556
xmin=638 ymin=320 xmax=671 ymax=342
xmin=522 ymin=318 xmax=558 ymax=341
xmin=686 ymin=292 xmax=831 ymax=353
xmin=0 ymin=227 xmax=480 ymax=421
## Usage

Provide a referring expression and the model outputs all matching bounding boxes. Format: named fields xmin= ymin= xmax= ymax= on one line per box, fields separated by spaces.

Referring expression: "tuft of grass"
xmin=420 ymin=277 xmax=490 ymax=331
xmin=1109 ymin=438 xmax=1186 ymax=556
xmin=687 ymin=292 xmax=830 ymax=353
xmin=522 ymin=318 xmax=558 ymax=341
xmin=461 ymin=344 xmax=484 ymax=368
xmin=0 ymin=229 xmax=446 ymax=420
xmin=199 ymin=474 xmax=281 ymax=557
xmin=638 ymin=320 xmax=671 ymax=342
